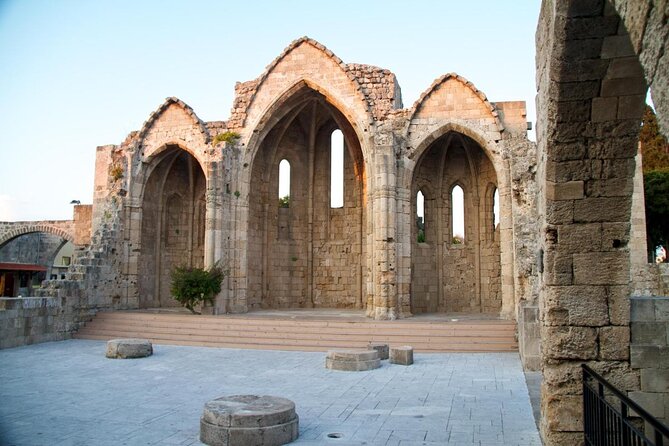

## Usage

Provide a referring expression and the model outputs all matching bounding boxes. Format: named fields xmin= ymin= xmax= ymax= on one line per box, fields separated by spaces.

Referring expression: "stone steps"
xmin=74 ymin=311 xmax=518 ymax=353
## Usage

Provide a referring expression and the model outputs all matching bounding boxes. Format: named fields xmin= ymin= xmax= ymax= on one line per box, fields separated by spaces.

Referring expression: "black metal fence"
xmin=583 ymin=364 xmax=669 ymax=446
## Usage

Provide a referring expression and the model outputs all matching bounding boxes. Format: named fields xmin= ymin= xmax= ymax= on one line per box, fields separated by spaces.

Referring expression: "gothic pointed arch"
xmin=239 ymin=38 xmax=375 ymax=146
xmin=409 ymin=73 xmax=504 ymax=133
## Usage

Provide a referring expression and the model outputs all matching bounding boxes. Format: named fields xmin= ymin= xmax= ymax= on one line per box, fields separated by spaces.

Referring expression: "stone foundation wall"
xmin=519 ymin=300 xmax=541 ymax=371
xmin=0 ymin=297 xmax=74 ymax=349
xmin=630 ymin=296 xmax=669 ymax=426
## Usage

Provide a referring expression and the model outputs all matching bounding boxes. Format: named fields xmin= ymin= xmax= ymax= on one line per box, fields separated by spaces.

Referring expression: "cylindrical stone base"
xmin=105 ymin=339 xmax=153 ymax=359
xmin=325 ymin=350 xmax=381 ymax=371
xmin=200 ymin=395 xmax=299 ymax=446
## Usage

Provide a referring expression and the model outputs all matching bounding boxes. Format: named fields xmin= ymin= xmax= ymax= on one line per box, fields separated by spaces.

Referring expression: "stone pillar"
xmin=536 ymin=2 xmax=646 ymax=444
xmin=629 ymin=149 xmax=648 ymax=267
xmin=370 ymin=139 xmax=398 ymax=320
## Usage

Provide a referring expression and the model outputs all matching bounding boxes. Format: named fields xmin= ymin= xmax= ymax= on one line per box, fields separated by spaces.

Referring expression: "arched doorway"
xmin=410 ymin=131 xmax=501 ymax=314
xmin=138 ymin=146 xmax=206 ymax=308
xmin=247 ymin=89 xmax=366 ymax=310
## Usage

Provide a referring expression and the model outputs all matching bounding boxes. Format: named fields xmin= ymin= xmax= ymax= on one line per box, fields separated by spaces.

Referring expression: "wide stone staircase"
xmin=74 ymin=311 xmax=518 ymax=353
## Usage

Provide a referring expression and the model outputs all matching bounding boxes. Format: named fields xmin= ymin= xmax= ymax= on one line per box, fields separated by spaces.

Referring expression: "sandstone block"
xmin=368 ymin=342 xmax=389 ymax=360
xmin=105 ymin=338 xmax=153 ymax=359
xmin=541 ymin=393 xmax=583 ymax=432
xmin=200 ymin=395 xmax=298 ymax=446
xmin=389 ymin=346 xmax=414 ymax=365
xmin=543 ymin=326 xmax=597 ymax=360
xmin=325 ymin=350 xmax=380 ymax=371
xmin=599 ymin=326 xmax=630 ymax=360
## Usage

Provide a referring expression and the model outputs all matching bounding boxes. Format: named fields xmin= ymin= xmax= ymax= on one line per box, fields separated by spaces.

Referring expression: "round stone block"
xmin=368 ymin=342 xmax=389 ymax=360
xmin=200 ymin=395 xmax=299 ymax=446
xmin=325 ymin=349 xmax=381 ymax=371
xmin=390 ymin=346 xmax=414 ymax=366
xmin=105 ymin=338 xmax=153 ymax=359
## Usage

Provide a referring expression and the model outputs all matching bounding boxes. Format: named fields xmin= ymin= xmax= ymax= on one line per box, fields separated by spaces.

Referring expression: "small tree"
xmin=278 ymin=195 xmax=290 ymax=208
xmin=170 ymin=264 xmax=224 ymax=314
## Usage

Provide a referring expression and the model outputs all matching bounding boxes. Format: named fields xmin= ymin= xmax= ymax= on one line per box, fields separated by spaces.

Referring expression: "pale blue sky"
xmin=0 ymin=0 xmax=541 ymax=221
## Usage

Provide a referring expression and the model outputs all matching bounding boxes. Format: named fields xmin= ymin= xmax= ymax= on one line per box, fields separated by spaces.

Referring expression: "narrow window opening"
xmin=452 ymin=185 xmax=465 ymax=244
xmin=331 ymin=129 xmax=344 ymax=208
xmin=493 ymin=188 xmax=500 ymax=229
xmin=416 ymin=190 xmax=425 ymax=243
xmin=278 ymin=159 xmax=290 ymax=208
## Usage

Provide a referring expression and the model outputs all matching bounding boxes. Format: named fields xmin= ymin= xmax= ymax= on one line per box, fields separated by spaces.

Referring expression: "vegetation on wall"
xmin=641 ymin=105 xmax=669 ymax=259
xmin=278 ymin=195 xmax=290 ymax=208
xmin=109 ymin=164 xmax=124 ymax=181
xmin=212 ymin=131 xmax=241 ymax=146
xmin=170 ymin=264 xmax=224 ymax=314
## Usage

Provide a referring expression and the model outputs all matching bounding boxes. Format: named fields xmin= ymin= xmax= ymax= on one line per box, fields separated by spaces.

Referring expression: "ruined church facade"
xmin=89 ymin=37 xmax=535 ymax=323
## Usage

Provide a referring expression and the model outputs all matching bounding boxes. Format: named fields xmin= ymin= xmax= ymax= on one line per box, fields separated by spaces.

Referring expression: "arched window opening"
xmin=278 ymin=159 xmax=290 ymax=208
xmin=493 ymin=188 xmax=500 ymax=229
xmin=452 ymin=185 xmax=465 ymax=244
xmin=330 ymin=129 xmax=344 ymax=208
xmin=416 ymin=190 xmax=425 ymax=243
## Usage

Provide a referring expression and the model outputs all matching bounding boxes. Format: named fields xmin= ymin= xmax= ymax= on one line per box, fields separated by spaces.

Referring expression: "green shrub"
xmin=278 ymin=195 xmax=290 ymax=208
xmin=170 ymin=264 xmax=224 ymax=314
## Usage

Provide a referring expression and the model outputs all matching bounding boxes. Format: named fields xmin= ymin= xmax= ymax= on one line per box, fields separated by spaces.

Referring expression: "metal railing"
xmin=583 ymin=364 xmax=669 ymax=446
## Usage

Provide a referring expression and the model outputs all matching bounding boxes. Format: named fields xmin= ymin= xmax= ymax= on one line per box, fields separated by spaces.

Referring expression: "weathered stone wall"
xmin=0 ymin=297 xmax=73 ymax=349
xmin=630 ymin=296 xmax=669 ymax=427
xmin=73 ymin=205 xmax=92 ymax=246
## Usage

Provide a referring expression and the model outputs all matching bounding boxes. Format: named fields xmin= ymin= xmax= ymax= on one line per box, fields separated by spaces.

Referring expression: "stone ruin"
xmin=1 ymin=0 xmax=669 ymax=444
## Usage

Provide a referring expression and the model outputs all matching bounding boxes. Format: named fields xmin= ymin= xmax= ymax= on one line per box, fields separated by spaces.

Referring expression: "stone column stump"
xmin=368 ymin=343 xmax=389 ymax=360
xmin=105 ymin=338 xmax=153 ymax=359
xmin=390 ymin=346 xmax=414 ymax=365
xmin=325 ymin=349 xmax=380 ymax=371
xmin=200 ymin=395 xmax=299 ymax=446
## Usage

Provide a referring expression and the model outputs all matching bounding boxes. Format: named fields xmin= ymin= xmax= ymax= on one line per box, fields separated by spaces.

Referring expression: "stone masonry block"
xmin=591 ymin=97 xmax=618 ymax=122
xmin=641 ymin=369 xmax=669 ymax=393
xmin=631 ymin=346 xmax=669 ymax=369
xmin=389 ymin=346 xmax=414 ymax=365
xmin=631 ymin=298 xmax=656 ymax=322
xmin=573 ymin=197 xmax=630 ymax=223
xmin=655 ymin=299 xmax=669 ymax=322
xmin=631 ymin=322 xmax=667 ymax=346
xmin=546 ymin=181 xmax=584 ymax=200
xmin=543 ymin=326 xmax=598 ymax=360
xmin=629 ymin=391 xmax=666 ymax=419
xmin=573 ymin=252 xmax=629 ymax=285
xmin=543 ymin=286 xmax=609 ymax=326
xmin=599 ymin=326 xmax=630 ymax=360
xmin=542 ymin=392 xmax=583 ymax=432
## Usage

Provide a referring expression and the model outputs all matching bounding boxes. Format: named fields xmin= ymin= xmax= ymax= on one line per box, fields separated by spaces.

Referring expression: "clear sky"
xmin=0 ymin=0 xmax=541 ymax=222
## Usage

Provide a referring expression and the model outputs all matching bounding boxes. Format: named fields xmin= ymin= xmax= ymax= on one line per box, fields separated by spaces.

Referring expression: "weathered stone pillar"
xmin=370 ymin=136 xmax=398 ymax=320
xmin=536 ymin=1 xmax=647 ymax=443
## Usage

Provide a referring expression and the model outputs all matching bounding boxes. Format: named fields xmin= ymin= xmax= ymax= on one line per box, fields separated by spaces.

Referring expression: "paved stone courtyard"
xmin=0 ymin=340 xmax=541 ymax=445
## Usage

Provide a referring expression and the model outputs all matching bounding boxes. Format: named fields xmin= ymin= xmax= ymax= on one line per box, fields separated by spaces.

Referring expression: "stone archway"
xmin=137 ymin=146 xmax=207 ymax=308
xmin=410 ymin=131 xmax=501 ymax=314
xmin=246 ymin=87 xmax=367 ymax=310
xmin=535 ymin=0 xmax=668 ymax=443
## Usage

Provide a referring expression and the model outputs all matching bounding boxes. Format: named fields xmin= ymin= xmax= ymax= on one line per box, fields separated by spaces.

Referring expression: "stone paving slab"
xmin=0 ymin=340 xmax=541 ymax=445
